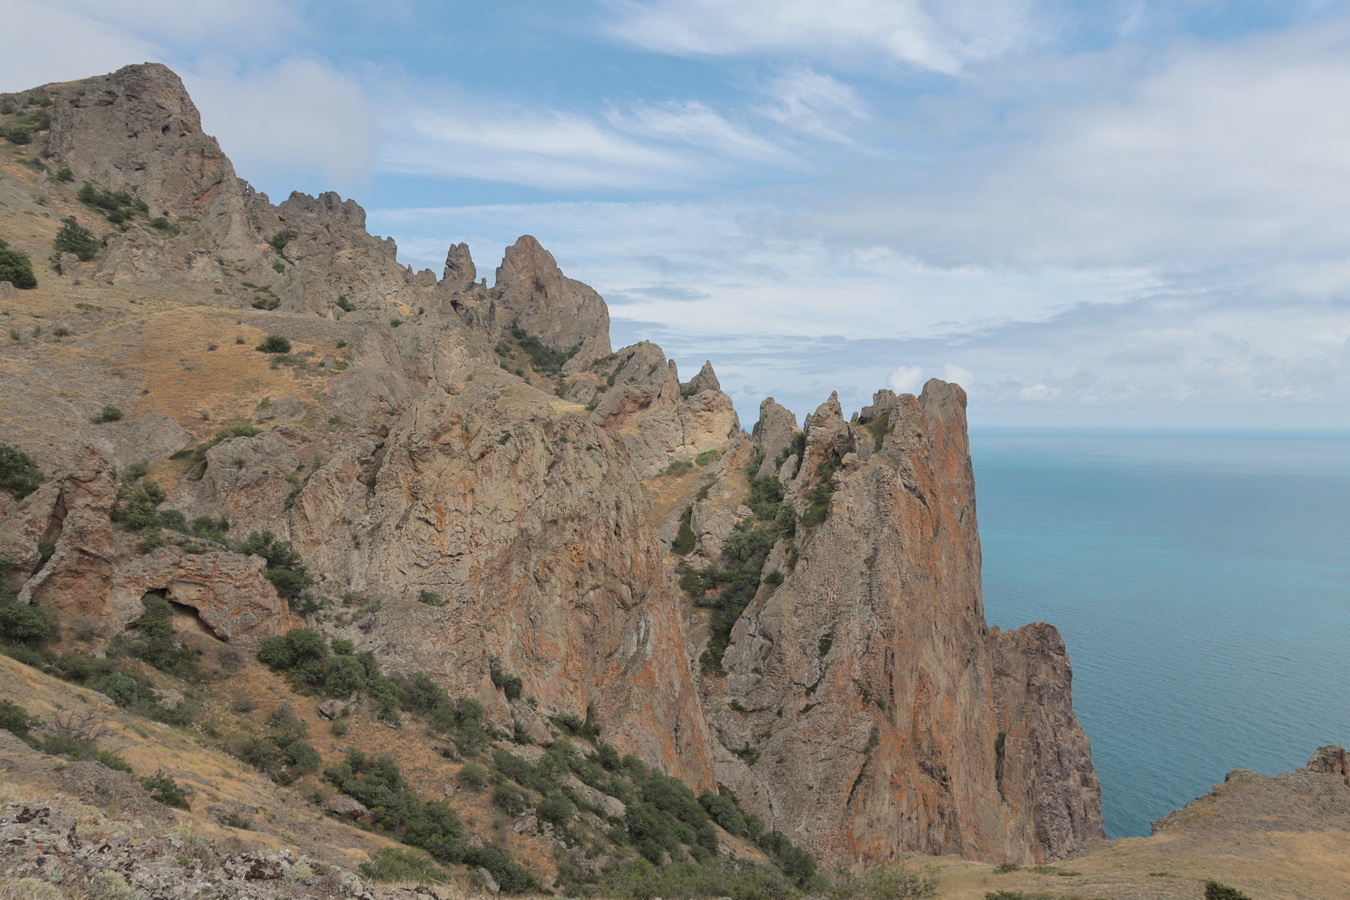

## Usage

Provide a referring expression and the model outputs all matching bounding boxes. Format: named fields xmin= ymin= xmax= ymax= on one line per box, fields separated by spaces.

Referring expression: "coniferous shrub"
xmin=0 ymin=239 xmax=37 ymax=289
xmin=0 ymin=443 xmax=45 ymax=498
xmin=140 ymin=770 xmax=190 ymax=809
xmin=53 ymin=217 xmax=99 ymax=261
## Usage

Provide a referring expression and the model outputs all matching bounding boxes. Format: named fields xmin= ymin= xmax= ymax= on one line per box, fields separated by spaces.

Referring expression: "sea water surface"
xmin=971 ymin=428 xmax=1350 ymax=838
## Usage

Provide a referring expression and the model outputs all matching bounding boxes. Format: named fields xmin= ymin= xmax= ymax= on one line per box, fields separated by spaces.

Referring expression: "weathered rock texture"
xmin=0 ymin=63 xmax=1102 ymax=870
xmin=493 ymin=235 xmax=612 ymax=371
xmin=700 ymin=384 xmax=1103 ymax=864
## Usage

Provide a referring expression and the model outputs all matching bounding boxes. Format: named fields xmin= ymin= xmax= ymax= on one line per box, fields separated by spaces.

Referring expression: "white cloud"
xmin=0 ymin=1 xmax=163 ymax=89
xmin=821 ymin=17 xmax=1350 ymax=283
xmin=379 ymin=87 xmax=810 ymax=192
xmin=889 ymin=365 xmax=926 ymax=394
xmin=1018 ymin=383 xmax=1059 ymax=401
xmin=602 ymin=0 xmax=1038 ymax=73
xmin=607 ymin=100 xmax=795 ymax=165
xmin=755 ymin=69 xmax=869 ymax=142
xmin=51 ymin=0 xmax=298 ymax=48
xmin=187 ymin=58 xmax=376 ymax=193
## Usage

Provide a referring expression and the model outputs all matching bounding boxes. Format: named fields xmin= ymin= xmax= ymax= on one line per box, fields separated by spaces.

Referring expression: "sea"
xmin=970 ymin=428 xmax=1350 ymax=838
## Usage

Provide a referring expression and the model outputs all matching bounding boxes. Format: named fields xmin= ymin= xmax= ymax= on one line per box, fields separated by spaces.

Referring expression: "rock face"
xmin=289 ymin=372 xmax=716 ymax=787
xmin=493 ymin=235 xmax=611 ymax=372
xmin=1307 ymin=745 xmax=1350 ymax=786
xmin=35 ymin=63 xmax=251 ymax=246
xmin=588 ymin=344 xmax=739 ymax=477
xmin=443 ymin=242 xmax=477 ymax=292
xmin=111 ymin=550 xmax=301 ymax=648
xmin=700 ymin=384 xmax=1103 ymax=864
xmin=0 ymin=63 xmax=1103 ymax=871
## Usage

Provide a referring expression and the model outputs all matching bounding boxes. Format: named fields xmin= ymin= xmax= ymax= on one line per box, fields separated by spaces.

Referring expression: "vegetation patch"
xmin=0 ymin=238 xmax=37 ymax=289
xmin=77 ymin=182 xmax=148 ymax=225
xmin=53 ymin=216 xmax=99 ymax=262
xmin=681 ymin=475 xmax=795 ymax=675
xmin=0 ymin=442 xmax=45 ymax=498
xmin=507 ymin=324 xmax=577 ymax=376
xmin=255 ymin=334 xmax=291 ymax=353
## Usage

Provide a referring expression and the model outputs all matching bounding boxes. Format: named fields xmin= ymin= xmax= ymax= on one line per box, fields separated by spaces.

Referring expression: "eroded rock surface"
xmin=702 ymin=383 xmax=1104 ymax=864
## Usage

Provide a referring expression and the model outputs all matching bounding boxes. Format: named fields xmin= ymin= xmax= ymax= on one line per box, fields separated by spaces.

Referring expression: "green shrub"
xmin=324 ymin=749 xmax=419 ymax=830
xmin=672 ymin=506 xmax=696 ymax=555
xmin=0 ymin=597 xmax=57 ymax=646
xmin=95 ymin=405 xmax=123 ymax=423
xmin=140 ymin=770 xmax=190 ymax=808
xmin=508 ymin=325 xmax=576 ymax=376
xmin=53 ymin=216 xmax=100 ymax=261
xmin=236 ymin=531 xmax=313 ymax=601
xmin=77 ymin=183 xmax=148 ymax=223
xmin=255 ymin=334 xmax=291 ymax=353
xmin=0 ymin=239 xmax=37 ymax=289
xmin=126 ymin=594 xmax=197 ymax=676
xmin=699 ymin=790 xmax=747 ymax=837
xmin=489 ymin=656 xmax=523 ymax=701
xmin=268 ymin=230 xmax=297 ymax=256
xmin=1205 ymin=883 xmax=1253 ymax=900
xmin=86 ymin=870 xmax=135 ymax=900
xmin=147 ymin=216 xmax=180 ymax=236
xmin=405 ymin=801 xmax=465 ymax=862
xmin=359 ymin=847 xmax=449 ymax=884
xmin=91 ymin=670 xmax=149 ymax=707
xmin=601 ymin=856 xmax=796 ymax=900
xmin=536 ymin=790 xmax=575 ymax=828
xmin=256 ymin=627 xmax=329 ymax=670
xmin=458 ymin=761 xmax=489 ymax=790
xmin=0 ymin=443 xmax=44 ymax=498
xmin=309 ymin=654 xmax=367 ymax=696
xmin=0 ymin=698 xmax=39 ymax=742
xmin=492 ymin=781 xmax=527 ymax=815
xmin=416 ymin=589 xmax=445 ymax=607
xmin=828 ymin=859 xmax=938 ymax=900
xmin=52 ymin=167 xmax=73 ymax=183
xmin=465 ymin=844 xmax=535 ymax=894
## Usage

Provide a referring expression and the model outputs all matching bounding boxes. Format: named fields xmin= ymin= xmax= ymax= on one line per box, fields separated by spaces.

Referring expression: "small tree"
xmin=0 ymin=443 xmax=44 ymax=498
xmin=255 ymin=335 xmax=291 ymax=354
xmin=0 ymin=239 xmax=37 ymax=289
xmin=53 ymin=217 xmax=99 ymax=261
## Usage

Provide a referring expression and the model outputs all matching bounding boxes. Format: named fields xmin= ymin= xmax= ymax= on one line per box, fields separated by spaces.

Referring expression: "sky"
xmin=4 ymin=0 xmax=1350 ymax=427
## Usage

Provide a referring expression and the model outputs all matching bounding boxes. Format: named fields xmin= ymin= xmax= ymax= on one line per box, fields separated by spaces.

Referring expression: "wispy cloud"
xmin=381 ymin=92 xmax=804 ymax=190
xmin=754 ymin=69 xmax=869 ymax=142
xmin=601 ymin=0 xmax=1040 ymax=73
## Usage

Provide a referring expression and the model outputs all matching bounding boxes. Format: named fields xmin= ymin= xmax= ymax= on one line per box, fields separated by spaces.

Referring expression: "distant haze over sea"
xmin=974 ymin=427 xmax=1350 ymax=837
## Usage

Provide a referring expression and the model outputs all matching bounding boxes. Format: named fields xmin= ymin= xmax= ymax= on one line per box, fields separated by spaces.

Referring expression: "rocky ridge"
xmin=0 ymin=62 xmax=1101 ymax=869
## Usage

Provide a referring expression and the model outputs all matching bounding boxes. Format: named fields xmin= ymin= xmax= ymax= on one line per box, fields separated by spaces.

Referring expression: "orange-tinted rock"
xmin=706 ymin=383 xmax=1103 ymax=865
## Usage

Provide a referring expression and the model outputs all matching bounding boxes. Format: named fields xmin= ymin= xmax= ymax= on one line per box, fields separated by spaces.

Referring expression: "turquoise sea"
xmin=971 ymin=428 xmax=1350 ymax=838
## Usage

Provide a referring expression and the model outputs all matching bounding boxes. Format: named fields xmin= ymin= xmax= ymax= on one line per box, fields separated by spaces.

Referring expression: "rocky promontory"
xmin=0 ymin=62 xmax=1103 ymax=878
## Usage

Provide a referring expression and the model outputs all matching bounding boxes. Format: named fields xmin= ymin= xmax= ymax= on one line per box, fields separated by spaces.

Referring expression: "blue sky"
xmin=5 ymin=1 xmax=1350 ymax=427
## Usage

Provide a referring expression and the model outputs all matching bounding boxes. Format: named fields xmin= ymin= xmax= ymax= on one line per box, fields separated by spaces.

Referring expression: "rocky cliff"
xmin=0 ymin=63 xmax=1102 ymax=867
xmin=691 ymin=385 xmax=1102 ymax=864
